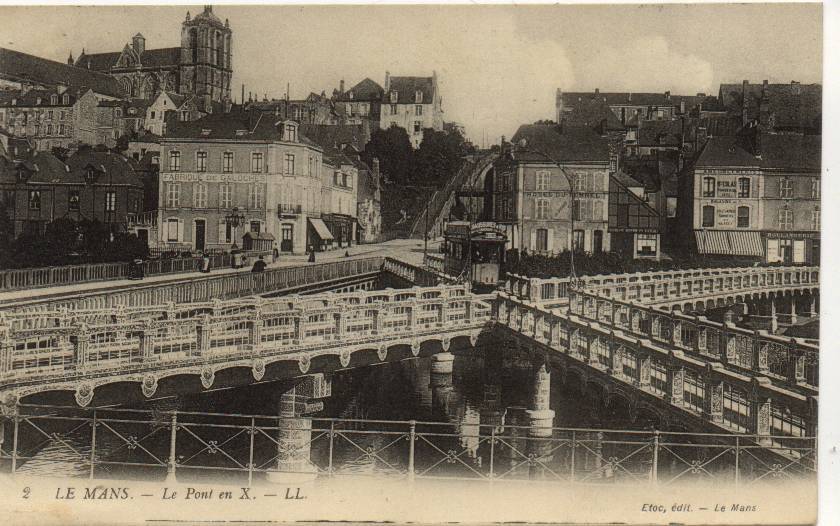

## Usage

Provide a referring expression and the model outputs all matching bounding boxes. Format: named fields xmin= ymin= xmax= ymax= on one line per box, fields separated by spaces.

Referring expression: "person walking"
xmin=308 ymin=246 xmax=316 ymax=263
xmin=251 ymin=255 xmax=267 ymax=273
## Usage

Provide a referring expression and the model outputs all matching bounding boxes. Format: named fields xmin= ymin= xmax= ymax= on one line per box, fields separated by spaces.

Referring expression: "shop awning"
xmin=694 ymin=230 xmax=764 ymax=257
xmin=309 ymin=218 xmax=334 ymax=240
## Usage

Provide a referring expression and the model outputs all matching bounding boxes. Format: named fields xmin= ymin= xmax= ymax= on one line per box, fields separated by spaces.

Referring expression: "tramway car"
xmin=442 ymin=221 xmax=507 ymax=290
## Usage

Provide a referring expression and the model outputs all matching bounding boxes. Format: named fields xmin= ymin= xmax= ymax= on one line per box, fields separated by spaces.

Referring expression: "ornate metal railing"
xmin=495 ymin=293 xmax=818 ymax=442
xmin=423 ymin=253 xmax=445 ymax=273
xmin=1 ymin=258 xmax=387 ymax=314
xmin=0 ymin=284 xmax=492 ymax=404
xmin=0 ymin=405 xmax=815 ymax=486
xmin=507 ymin=266 xmax=819 ymax=307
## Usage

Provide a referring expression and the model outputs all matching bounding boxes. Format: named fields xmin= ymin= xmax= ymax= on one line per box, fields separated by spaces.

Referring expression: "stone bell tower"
xmin=179 ymin=6 xmax=232 ymax=103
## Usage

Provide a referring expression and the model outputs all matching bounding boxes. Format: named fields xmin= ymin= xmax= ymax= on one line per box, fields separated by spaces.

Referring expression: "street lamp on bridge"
xmin=225 ymin=207 xmax=246 ymax=250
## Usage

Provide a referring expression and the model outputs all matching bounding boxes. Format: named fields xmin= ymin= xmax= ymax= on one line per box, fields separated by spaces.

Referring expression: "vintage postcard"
xmin=0 ymin=2 xmax=827 ymax=524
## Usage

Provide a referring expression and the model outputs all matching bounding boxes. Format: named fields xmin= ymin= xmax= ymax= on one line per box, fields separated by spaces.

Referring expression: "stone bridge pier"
xmin=430 ymin=350 xmax=455 ymax=415
xmin=266 ymin=378 xmax=319 ymax=484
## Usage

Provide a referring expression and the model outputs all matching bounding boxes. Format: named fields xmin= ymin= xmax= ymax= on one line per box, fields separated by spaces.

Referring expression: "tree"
xmin=362 ymin=126 xmax=413 ymax=185
xmin=412 ymin=128 xmax=470 ymax=187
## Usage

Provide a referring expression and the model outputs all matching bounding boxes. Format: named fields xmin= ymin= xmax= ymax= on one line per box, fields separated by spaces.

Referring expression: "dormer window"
xmin=115 ymin=108 xmax=122 ymax=118
xmin=85 ymin=167 xmax=96 ymax=183
xmin=235 ymin=129 xmax=247 ymax=137
xmin=390 ymin=91 xmax=398 ymax=104
xmin=11 ymin=99 xmax=16 ymax=105
xmin=51 ymin=95 xmax=58 ymax=105
xmin=284 ymin=123 xmax=297 ymax=142
xmin=62 ymin=95 xmax=69 ymax=105
xmin=415 ymin=90 xmax=423 ymax=104
xmin=36 ymin=98 xmax=42 ymax=105
xmin=201 ymin=128 xmax=211 ymax=136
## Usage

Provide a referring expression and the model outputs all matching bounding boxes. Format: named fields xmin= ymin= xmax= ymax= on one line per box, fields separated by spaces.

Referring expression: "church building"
xmin=73 ymin=6 xmax=232 ymax=105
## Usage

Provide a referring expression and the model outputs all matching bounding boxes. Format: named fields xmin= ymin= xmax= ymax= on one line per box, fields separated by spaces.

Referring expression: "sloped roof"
xmin=561 ymin=91 xmax=677 ymax=108
xmin=637 ymin=119 xmax=697 ymax=147
xmin=165 ymin=110 xmax=319 ymax=148
xmin=385 ymin=76 xmax=435 ymax=104
xmin=511 ymin=124 xmax=610 ymax=163
xmin=696 ymin=133 xmax=821 ymax=171
xmin=718 ymin=82 xmax=822 ymax=131
xmin=0 ymin=88 xmax=77 ymax=107
xmin=76 ymin=47 xmax=180 ymax=71
xmin=612 ymin=170 xmax=644 ymax=189
xmin=561 ymin=97 xmax=625 ymax=132
xmin=337 ymin=78 xmax=384 ymax=102
xmin=64 ymin=150 xmax=144 ymax=187
xmin=0 ymin=47 xmax=123 ymax=98
xmin=299 ymin=124 xmax=368 ymax=152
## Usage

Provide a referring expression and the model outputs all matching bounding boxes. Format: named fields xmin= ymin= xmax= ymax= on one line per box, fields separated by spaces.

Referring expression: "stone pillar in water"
xmin=526 ymin=364 xmax=555 ymax=479
xmin=267 ymin=383 xmax=317 ymax=483
xmin=430 ymin=352 xmax=455 ymax=415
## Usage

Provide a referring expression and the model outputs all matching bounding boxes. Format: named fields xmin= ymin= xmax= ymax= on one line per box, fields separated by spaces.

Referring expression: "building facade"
xmin=379 ymin=72 xmax=443 ymax=148
xmin=0 ymin=149 xmax=144 ymax=237
xmin=74 ymin=6 xmax=232 ymax=104
xmin=0 ymin=87 xmax=99 ymax=151
xmin=487 ymin=125 xmax=611 ymax=254
xmin=684 ymin=131 xmax=820 ymax=264
xmin=333 ymin=78 xmax=384 ymax=128
xmin=158 ymin=111 xmax=345 ymax=255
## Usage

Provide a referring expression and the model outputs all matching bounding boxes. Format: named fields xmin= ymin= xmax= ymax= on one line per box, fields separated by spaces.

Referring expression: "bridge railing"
xmin=496 ymin=293 xmax=818 ymax=445
xmin=2 ymin=258 xmax=387 ymax=315
xmin=0 ymin=284 xmax=492 ymax=388
xmin=2 ymin=404 xmax=815 ymax=485
xmin=423 ymin=253 xmax=445 ymax=273
xmin=0 ymin=252 xmax=277 ymax=293
xmin=507 ymin=266 xmax=819 ymax=306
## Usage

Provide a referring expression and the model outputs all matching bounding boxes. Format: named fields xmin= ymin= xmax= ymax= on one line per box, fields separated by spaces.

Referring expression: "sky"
xmin=0 ymin=4 xmax=823 ymax=146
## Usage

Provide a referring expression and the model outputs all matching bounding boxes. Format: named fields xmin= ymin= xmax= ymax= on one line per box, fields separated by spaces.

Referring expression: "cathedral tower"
xmin=179 ymin=6 xmax=232 ymax=103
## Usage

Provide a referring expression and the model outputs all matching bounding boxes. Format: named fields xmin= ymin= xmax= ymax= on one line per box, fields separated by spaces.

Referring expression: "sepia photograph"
xmin=0 ymin=2 xmax=829 ymax=524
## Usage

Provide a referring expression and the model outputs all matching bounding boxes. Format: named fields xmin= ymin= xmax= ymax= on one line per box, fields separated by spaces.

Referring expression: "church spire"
xmin=67 ymin=51 xmax=74 ymax=65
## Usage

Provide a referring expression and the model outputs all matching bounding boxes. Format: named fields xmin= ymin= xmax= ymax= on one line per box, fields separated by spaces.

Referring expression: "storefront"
xmin=322 ymin=213 xmax=356 ymax=249
xmin=764 ymin=232 xmax=819 ymax=265
xmin=693 ymin=230 xmax=764 ymax=259
xmin=307 ymin=217 xmax=334 ymax=252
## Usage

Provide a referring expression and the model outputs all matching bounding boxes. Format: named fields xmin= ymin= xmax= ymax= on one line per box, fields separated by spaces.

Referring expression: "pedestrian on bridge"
xmin=308 ymin=246 xmax=316 ymax=263
xmin=251 ymin=256 xmax=267 ymax=273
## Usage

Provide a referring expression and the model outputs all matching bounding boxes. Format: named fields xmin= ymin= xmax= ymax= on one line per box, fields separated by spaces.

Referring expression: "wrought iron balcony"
xmin=278 ymin=203 xmax=302 ymax=217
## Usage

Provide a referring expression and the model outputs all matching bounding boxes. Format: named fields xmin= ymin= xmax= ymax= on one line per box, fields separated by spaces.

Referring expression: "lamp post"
xmin=224 ymin=207 xmax=246 ymax=250
xmin=516 ymin=138 xmax=579 ymax=288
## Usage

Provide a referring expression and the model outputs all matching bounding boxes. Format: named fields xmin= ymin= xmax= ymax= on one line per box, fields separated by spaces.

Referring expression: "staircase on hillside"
xmin=408 ymin=152 xmax=498 ymax=241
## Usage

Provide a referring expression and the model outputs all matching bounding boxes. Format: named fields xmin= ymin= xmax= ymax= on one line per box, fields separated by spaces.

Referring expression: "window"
xmin=345 ymin=173 xmax=352 ymax=189
xmin=573 ymin=230 xmax=585 ymax=251
xmin=68 ymin=190 xmax=80 ymax=211
xmin=194 ymin=183 xmax=207 ymax=208
xmin=222 ymin=152 xmax=234 ymax=173
xmin=733 ymin=177 xmax=749 ymax=198
xmin=536 ymin=228 xmax=548 ymax=251
xmin=166 ymin=219 xmax=179 ymax=241
xmin=58 ymin=124 xmax=65 ymax=135
xmin=811 ymin=179 xmax=820 ymax=199
xmin=169 ymin=151 xmax=181 ymax=171
xmin=415 ymin=90 xmax=423 ymax=103
xmin=812 ymin=208 xmax=820 ymax=230
xmin=180 ymin=111 xmax=189 ymax=122
xmin=702 ymin=205 xmax=715 ymax=227
xmin=104 ymin=192 xmax=116 ymax=212
xmin=702 ymin=177 xmax=715 ymax=197
xmin=390 ymin=104 xmax=397 ymax=115
xmin=737 ymin=206 xmax=750 ymax=228
xmin=166 ymin=183 xmax=181 ymax=208
xmin=150 ymin=111 xmax=156 ymax=120
xmin=780 ymin=178 xmax=793 ymax=198
xmin=778 ymin=208 xmax=793 ymax=230
xmin=535 ymin=198 xmax=549 ymax=220
xmin=251 ymin=152 xmax=264 ymax=173
xmin=28 ymin=190 xmax=41 ymax=210
xmin=50 ymin=95 xmax=58 ymax=105
xmin=196 ymin=151 xmax=207 ymax=172
xmin=415 ymin=105 xmax=423 ymax=116
xmin=62 ymin=94 xmax=69 ymax=105
xmin=250 ymin=221 xmax=261 ymax=233
xmin=60 ymin=111 xmax=66 ymax=120
xmin=284 ymin=124 xmax=297 ymax=142
xmin=284 ymin=154 xmax=295 ymax=175
xmin=249 ymin=185 xmax=263 ymax=209
xmin=220 ymin=184 xmax=232 ymax=208
xmin=536 ymin=170 xmax=550 ymax=191
xmin=46 ymin=124 xmax=53 ymax=135
xmin=636 ymin=234 xmax=657 ymax=256
xmin=593 ymin=200 xmax=604 ymax=221
xmin=414 ymin=121 xmax=421 ymax=134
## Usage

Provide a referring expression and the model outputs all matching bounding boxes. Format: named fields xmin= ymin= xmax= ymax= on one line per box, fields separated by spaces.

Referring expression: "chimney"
xmin=132 ymin=33 xmax=146 ymax=56
xmin=679 ymin=100 xmax=686 ymax=114
xmin=665 ymin=90 xmax=671 ymax=101
xmin=384 ymin=71 xmax=391 ymax=92
xmin=339 ymin=79 xmax=345 ymax=95
xmin=759 ymin=80 xmax=771 ymax=127
xmin=594 ymin=88 xmax=599 ymax=95
xmin=628 ymin=92 xmax=632 ymax=102
xmin=741 ymin=80 xmax=749 ymax=126
xmin=791 ymin=80 xmax=801 ymax=95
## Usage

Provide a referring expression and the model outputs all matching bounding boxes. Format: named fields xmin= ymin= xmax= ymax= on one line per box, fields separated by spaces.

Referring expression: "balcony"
xmin=278 ymin=203 xmax=302 ymax=218
xmin=127 ymin=211 xmax=157 ymax=227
